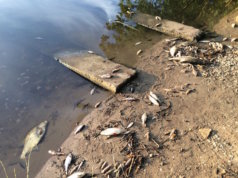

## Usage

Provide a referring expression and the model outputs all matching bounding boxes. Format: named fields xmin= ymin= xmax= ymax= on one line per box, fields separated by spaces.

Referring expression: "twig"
xmin=0 ymin=160 xmax=8 ymax=178
xmin=14 ymin=168 xmax=17 ymax=178
xmin=115 ymin=21 xmax=139 ymax=31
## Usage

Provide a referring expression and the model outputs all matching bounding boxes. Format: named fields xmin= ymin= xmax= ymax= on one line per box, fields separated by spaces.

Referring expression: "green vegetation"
xmin=121 ymin=0 xmax=238 ymax=29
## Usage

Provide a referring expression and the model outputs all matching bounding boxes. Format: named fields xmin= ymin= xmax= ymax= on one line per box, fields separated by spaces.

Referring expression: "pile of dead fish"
xmin=163 ymin=37 xmax=238 ymax=78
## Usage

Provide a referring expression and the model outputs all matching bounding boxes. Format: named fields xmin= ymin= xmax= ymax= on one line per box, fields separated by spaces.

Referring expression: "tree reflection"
xmin=99 ymin=0 xmax=238 ymax=64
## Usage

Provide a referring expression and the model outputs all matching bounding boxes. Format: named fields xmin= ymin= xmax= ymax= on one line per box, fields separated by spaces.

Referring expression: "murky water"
xmin=0 ymin=0 xmax=118 ymax=177
xmin=0 ymin=0 xmax=237 ymax=177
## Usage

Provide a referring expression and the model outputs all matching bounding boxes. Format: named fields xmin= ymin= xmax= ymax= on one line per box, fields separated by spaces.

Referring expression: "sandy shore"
xmin=36 ymin=33 xmax=238 ymax=178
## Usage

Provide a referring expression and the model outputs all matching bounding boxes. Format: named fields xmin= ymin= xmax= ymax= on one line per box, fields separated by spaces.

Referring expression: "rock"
xmin=199 ymin=128 xmax=212 ymax=139
xmin=236 ymin=16 xmax=238 ymax=23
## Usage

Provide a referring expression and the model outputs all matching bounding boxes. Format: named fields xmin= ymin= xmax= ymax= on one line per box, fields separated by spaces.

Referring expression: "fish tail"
xmin=20 ymin=152 xmax=25 ymax=160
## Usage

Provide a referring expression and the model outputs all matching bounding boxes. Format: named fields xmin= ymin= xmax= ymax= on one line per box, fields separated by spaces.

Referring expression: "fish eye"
xmin=37 ymin=128 xmax=43 ymax=135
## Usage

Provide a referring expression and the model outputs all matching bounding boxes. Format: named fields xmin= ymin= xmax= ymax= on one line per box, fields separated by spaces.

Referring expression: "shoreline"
xmin=36 ymin=37 xmax=238 ymax=177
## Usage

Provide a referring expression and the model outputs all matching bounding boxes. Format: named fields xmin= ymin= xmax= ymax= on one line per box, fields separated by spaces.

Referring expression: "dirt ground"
xmin=214 ymin=8 xmax=238 ymax=38
xmin=34 ymin=31 xmax=238 ymax=178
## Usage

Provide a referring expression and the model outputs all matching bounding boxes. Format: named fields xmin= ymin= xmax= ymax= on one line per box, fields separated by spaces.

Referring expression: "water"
xmin=0 ymin=0 xmax=237 ymax=177
xmin=0 ymin=0 xmax=118 ymax=177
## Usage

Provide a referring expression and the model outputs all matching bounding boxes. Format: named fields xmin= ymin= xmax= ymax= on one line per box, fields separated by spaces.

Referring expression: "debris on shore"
xmin=36 ymin=11 xmax=238 ymax=178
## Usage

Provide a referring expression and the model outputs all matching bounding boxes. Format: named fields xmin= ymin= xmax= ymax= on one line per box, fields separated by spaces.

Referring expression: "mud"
xmin=36 ymin=38 xmax=238 ymax=177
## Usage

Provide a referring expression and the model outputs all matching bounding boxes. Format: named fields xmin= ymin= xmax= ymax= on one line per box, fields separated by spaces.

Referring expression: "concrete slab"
xmin=55 ymin=52 xmax=136 ymax=93
xmin=133 ymin=13 xmax=202 ymax=41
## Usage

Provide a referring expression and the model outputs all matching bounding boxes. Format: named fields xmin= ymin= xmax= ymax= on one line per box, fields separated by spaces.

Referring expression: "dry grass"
xmin=0 ymin=151 xmax=32 ymax=178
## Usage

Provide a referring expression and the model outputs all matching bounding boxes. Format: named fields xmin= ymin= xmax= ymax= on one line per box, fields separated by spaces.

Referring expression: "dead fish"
xmin=155 ymin=23 xmax=161 ymax=27
xmin=122 ymin=97 xmax=138 ymax=101
xmin=169 ymin=46 xmax=177 ymax=57
xmin=95 ymin=102 xmax=101 ymax=108
xmin=149 ymin=91 xmax=160 ymax=103
xmin=199 ymin=40 xmax=210 ymax=43
xmin=191 ymin=65 xmax=198 ymax=77
xmin=231 ymin=23 xmax=236 ymax=28
xmin=65 ymin=153 xmax=73 ymax=175
xmin=20 ymin=121 xmax=48 ymax=159
xmin=186 ymin=88 xmax=195 ymax=95
xmin=141 ymin=113 xmax=147 ymax=127
xmin=135 ymin=41 xmax=142 ymax=46
xmin=223 ymin=37 xmax=228 ymax=41
xmin=127 ymin=122 xmax=134 ymax=129
xmin=112 ymin=68 xmax=120 ymax=73
xmin=88 ymin=50 xmax=94 ymax=54
xmin=148 ymin=95 xmax=159 ymax=106
xmin=100 ymin=128 xmax=124 ymax=136
xmin=176 ymin=51 xmax=182 ymax=57
xmin=165 ymin=38 xmax=178 ymax=42
xmin=155 ymin=16 xmax=162 ymax=21
xmin=48 ymin=150 xmax=65 ymax=156
xmin=99 ymin=74 xmax=112 ymax=79
xmin=90 ymin=87 xmax=95 ymax=95
xmin=169 ymin=56 xmax=203 ymax=64
xmin=231 ymin=38 xmax=237 ymax=42
xmin=137 ymin=49 xmax=143 ymax=55
xmin=67 ymin=171 xmax=86 ymax=178
xmin=74 ymin=125 xmax=85 ymax=134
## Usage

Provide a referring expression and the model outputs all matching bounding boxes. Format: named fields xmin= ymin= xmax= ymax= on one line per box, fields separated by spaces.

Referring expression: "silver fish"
xmin=99 ymin=74 xmax=112 ymax=79
xmin=112 ymin=68 xmax=120 ymax=73
xmin=169 ymin=46 xmax=177 ymax=57
xmin=155 ymin=16 xmax=162 ymax=21
xmin=169 ymin=56 xmax=203 ymax=64
xmin=155 ymin=23 xmax=161 ymax=27
xmin=136 ymin=49 xmax=143 ymax=55
xmin=149 ymin=95 xmax=159 ymax=106
xmin=149 ymin=91 xmax=160 ymax=103
xmin=74 ymin=125 xmax=85 ymax=134
xmin=90 ymin=88 xmax=95 ymax=95
xmin=100 ymin=128 xmax=124 ymax=136
xmin=67 ymin=171 xmax=86 ymax=178
xmin=20 ymin=121 xmax=48 ymax=159
xmin=88 ymin=50 xmax=94 ymax=54
xmin=65 ymin=153 xmax=73 ymax=175
xmin=122 ymin=97 xmax=138 ymax=101
xmin=95 ymin=101 xmax=101 ymax=108
xmin=141 ymin=113 xmax=147 ymax=127
xmin=231 ymin=38 xmax=237 ymax=42
xmin=127 ymin=122 xmax=134 ymax=129
xmin=135 ymin=41 xmax=142 ymax=46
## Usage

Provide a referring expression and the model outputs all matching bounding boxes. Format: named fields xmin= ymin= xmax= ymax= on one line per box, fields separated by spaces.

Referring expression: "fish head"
xmin=37 ymin=121 xmax=48 ymax=132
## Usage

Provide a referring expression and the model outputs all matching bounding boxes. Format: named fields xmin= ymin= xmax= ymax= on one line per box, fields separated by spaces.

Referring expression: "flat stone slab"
xmin=133 ymin=13 xmax=202 ymax=41
xmin=55 ymin=52 xmax=136 ymax=93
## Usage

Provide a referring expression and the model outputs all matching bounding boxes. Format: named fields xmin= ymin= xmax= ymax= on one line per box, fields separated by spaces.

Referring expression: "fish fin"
xmin=19 ymin=160 xmax=26 ymax=169
xmin=33 ymin=146 xmax=39 ymax=151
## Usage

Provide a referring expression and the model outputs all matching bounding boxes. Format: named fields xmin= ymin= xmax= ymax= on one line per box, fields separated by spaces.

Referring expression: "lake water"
xmin=0 ymin=0 xmax=237 ymax=177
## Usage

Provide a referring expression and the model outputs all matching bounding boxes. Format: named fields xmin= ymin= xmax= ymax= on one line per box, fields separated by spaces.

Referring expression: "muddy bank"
xmin=35 ymin=34 xmax=238 ymax=177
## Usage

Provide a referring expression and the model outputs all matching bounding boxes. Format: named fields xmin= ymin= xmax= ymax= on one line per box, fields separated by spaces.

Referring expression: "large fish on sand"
xmin=20 ymin=120 xmax=48 ymax=159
